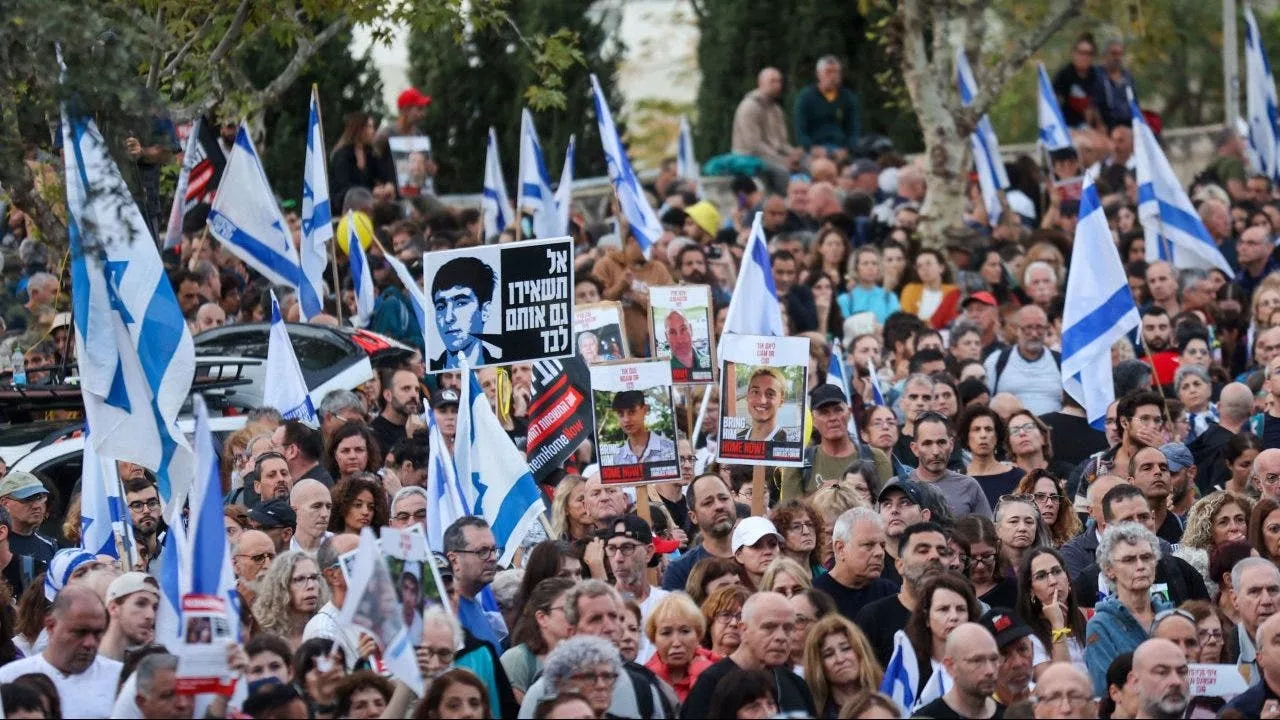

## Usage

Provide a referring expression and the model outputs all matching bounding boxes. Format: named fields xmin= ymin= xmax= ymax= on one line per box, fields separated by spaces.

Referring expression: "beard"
xmin=1145 ymin=334 xmax=1170 ymax=351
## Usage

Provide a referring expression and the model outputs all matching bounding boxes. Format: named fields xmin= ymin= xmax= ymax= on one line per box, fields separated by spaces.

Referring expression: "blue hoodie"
xmin=1084 ymin=596 xmax=1173 ymax=694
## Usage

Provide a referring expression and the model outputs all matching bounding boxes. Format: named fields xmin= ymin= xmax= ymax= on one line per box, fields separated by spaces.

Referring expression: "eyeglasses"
xmin=787 ymin=521 xmax=816 ymax=534
xmin=455 ymin=546 xmax=502 ymax=559
xmin=569 ymin=670 xmax=619 ymax=686
xmin=414 ymin=646 xmax=455 ymax=662
xmin=392 ymin=509 xmax=428 ymax=523
xmin=968 ymin=553 xmax=997 ymax=567
xmin=128 ymin=498 xmax=162 ymax=512
xmin=605 ymin=542 xmax=642 ymax=557
xmin=236 ymin=552 xmax=276 ymax=565
xmin=1031 ymin=492 xmax=1062 ymax=505
xmin=1032 ymin=692 xmax=1094 ymax=707
xmin=679 ymin=454 xmax=697 ymax=465
xmin=290 ymin=573 xmax=321 ymax=586
xmin=1009 ymin=423 xmax=1039 ymax=436
xmin=1197 ymin=628 xmax=1224 ymax=642
xmin=1031 ymin=565 xmax=1066 ymax=583
xmin=714 ymin=611 xmax=742 ymax=624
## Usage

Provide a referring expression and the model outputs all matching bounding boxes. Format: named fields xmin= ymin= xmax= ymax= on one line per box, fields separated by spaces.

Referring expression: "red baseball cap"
xmin=963 ymin=291 xmax=998 ymax=308
xmin=397 ymin=87 xmax=432 ymax=111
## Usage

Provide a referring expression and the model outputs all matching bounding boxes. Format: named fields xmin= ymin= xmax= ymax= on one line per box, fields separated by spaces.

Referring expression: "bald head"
xmin=757 ymin=67 xmax=783 ymax=97
xmin=1218 ymin=382 xmax=1255 ymax=425
xmin=1032 ymin=663 xmax=1094 ymax=719
xmin=1088 ymin=475 xmax=1128 ymax=520
xmin=329 ymin=532 xmax=360 ymax=556
xmin=741 ymin=590 xmax=792 ymax=624
xmin=1134 ymin=637 xmax=1186 ymax=671
xmin=990 ymin=392 xmax=1024 ymax=421
xmin=1257 ymin=611 xmax=1280 ymax=648
xmin=944 ymin=622 xmax=997 ymax=660
xmin=52 ymin=585 xmax=105 ymax=618
xmin=290 ymin=478 xmax=328 ymax=507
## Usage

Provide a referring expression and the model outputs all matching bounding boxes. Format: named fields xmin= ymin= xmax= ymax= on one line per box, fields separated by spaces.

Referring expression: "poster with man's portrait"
xmin=649 ymin=285 xmax=714 ymax=384
xmin=574 ymin=302 xmax=630 ymax=364
xmin=590 ymin=361 xmax=679 ymax=484
xmin=424 ymin=236 xmax=573 ymax=371
xmin=380 ymin=526 xmax=449 ymax=645
xmin=717 ymin=334 xmax=809 ymax=467
xmin=387 ymin=136 xmax=435 ymax=198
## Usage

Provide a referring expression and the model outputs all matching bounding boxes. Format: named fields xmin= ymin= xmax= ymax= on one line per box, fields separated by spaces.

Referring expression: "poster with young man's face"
xmin=574 ymin=302 xmax=630 ymax=364
xmin=424 ymin=236 xmax=573 ymax=371
xmin=387 ymin=136 xmax=433 ymax=198
xmin=590 ymin=361 xmax=679 ymax=484
xmin=716 ymin=334 xmax=809 ymax=466
xmin=650 ymin=285 xmax=714 ymax=384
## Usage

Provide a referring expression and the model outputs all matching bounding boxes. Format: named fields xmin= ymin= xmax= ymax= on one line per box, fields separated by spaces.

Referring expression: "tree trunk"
xmin=917 ymin=127 xmax=969 ymax=249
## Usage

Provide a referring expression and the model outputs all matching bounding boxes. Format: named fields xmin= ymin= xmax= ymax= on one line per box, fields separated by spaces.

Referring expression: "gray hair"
xmin=135 ymin=653 xmax=179 ymax=696
xmin=916 ymin=482 xmax=955 ymax=527
xmin=563 ymin=579 xmax=620 ymax=628
xmin=391 ymin=486 xmax=429 ymax=514
xmin=543 ymin=635 xmax=622 ymax=690
xmin=319 ymin=389 xmax=365 ymax=419
xmin=491 ymin=568 xmax=524 ymax=610
xmin=833 ymin=507 xmax=882 ymax=545
xmin=948 ymin=321 xmax=983 ymax=346
xmin=423 ymin=604 xmax=464 ymax=649
xmin=26 ymin=271 xmax=57 ymax=293
xmin=1177 ymin=268 xmax=1208 ymax=295
xmin=903 ymin=373 xmax=934 ymax=392
xmin=816 ymin=55 xmax=841 ymax=73
xmin=1097 ymin=522 xmax=1161 ymax=592
xmin=1233 ymin=556 xmax=1280 ymax=596
xmin=246 ymin=407 xmax=284 ymax=425
xmin=343 ymin=187 xmax=375 ymax=213
xmin=1173 ymin=364 xmax=1210 ymax=389
xmin=1024 ymin=260 xmax=1057 ymax=286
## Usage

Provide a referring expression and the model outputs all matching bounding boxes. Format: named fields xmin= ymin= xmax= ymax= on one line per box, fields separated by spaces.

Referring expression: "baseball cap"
xmin=963 ymin=291 xmax=998 ymax=308
xmin=809 ymin=383 xmax=847 ymax=410
xmin=877 ymin=480 xmax=926 ymax=507
xmin=1160 ymin=442 xmax=1195 ymax=472
xmin=107 ymin=572 xmax=160 ymax=604
xmin=250 ymin=499 xmax=296 ymax=529
xmin=0 ymin=471 xmax=47 ymax=500
xmin=611 ymin=390 xmax=647 ymax=411
xmin=396 ymin=87 xmax=432 ymax=111
xmin=849 ymin=159 xmax=879 ymax=177
xmin=979 ymin=607 xmax=1034 ymax=650
xmin=598 ymin=515 xmax=680 ymax=562
xmin=431 ymin=388 xmax=461 ymax=410
xmin=731 ymin=516 xmax=783 ymax=554
xmin=685 ymin=201 xmax=721 ymax=237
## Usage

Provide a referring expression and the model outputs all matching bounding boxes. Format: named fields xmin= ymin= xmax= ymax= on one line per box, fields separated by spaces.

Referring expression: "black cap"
xmin=611 ymin=390 xmax=646 ymax=411
xmin=431 ymin=388 xmax=460 ymax=410
xmin=979 ymin=607 xmax=1034 ymax=650
xmin=249 ymin=498 xmax=296 ymax=529
xmin=597 ymin=514 xmax=655 ymax=544
xmin=660 ymin=207 xmax=689 ymax=228
xmin=809 ymin=383 xmax=847 ymax=410
xmin=877 ymin=480 xmax=926 ymax=507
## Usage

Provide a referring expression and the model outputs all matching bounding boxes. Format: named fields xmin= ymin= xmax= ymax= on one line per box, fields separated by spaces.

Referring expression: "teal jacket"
xmin=793 ymin=85 xmax=861 ymax=150
xmin=1084 ymin=595 xmax=1173 ymax=695
xmin=370 ymin=286 xmax=423 ymax=349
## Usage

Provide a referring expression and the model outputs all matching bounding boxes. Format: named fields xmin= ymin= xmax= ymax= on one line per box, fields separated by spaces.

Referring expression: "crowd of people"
xmin=1 ymin=30 xmax=1280 ymax=720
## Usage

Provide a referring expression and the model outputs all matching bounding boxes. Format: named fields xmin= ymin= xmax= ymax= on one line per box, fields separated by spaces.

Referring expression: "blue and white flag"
xmin=556 ymin=134 xmax=576 ymax=236
xmin=383 ymin=253 xmax=428 ymax=347
xmin=299 ymin=86 xmax=333 ymax=320
xmin=590 ymin=74 xmax=663 ymax=257
xmin=1245 ymin=6 xmax=1280 ymax=182
xmin=163 ymin=116 xmax=203 ymax=250
xmin=188 ymin=395 xmax=240 ymax=638
xmin=1037 ymin=62 xmax=1073 ymax=151
xmin=155 ymin=515 xmax=188 ymax=649
xmin=721 ymin=212 xmax=785 ymax=339
xmin=827 ymin=350 xmax=850 ymax=402
xmin=454 ymin=363 xmax=546 ymax=566
xmin=677 ymin=115 xmax=703 ymax=196
xmin=881 ymin=630 xmax=920 ymax=713
xmin=955 ymin=48 xmax=1011 ymax=225
xmin=263 ymin=290 xmax=318 ymax=424
xmin=208 ymin=123 xmax=302 ymax=289
xmin=482 ymin=127 xmax=513 ymax=241
xmin=79 ymin=433 xmax=135 ymax=564
xmin=1062 ymin=176 xmax=1140 ymax=430
xmin=63 ymin=109 xmax=194 ymax=511
xmin=518 ymin=109 xmax=561 ymax=240
xmin=346 ymin=212 xmax=377 ymax=327
xmin=1132 ymin=98 xmax=1235 ymax=277
xmin=425 ymin=407 xmax=467 ymax=554
xmin=868 ymin=359 xmax=886 ymax=407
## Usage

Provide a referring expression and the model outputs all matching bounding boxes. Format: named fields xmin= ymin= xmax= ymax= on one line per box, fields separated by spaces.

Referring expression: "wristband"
xmin=1051 ymin=627 xmax=1072 ymax=644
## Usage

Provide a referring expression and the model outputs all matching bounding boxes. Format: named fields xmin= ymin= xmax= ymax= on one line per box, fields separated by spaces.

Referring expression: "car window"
xmin=195 ymin=328 xmax=349 ymax=372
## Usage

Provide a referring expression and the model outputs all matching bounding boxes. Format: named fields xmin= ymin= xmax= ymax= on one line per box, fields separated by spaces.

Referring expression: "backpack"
xmin=991 ymin=346 xmax=1062 ymax=394
xmin=625 ymin=661 xmax=676 ymax=719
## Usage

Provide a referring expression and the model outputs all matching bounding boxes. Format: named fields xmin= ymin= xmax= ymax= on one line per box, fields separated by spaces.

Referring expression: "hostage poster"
xmin=716 ymin=334 xmax=809 ymax=467
xmin=526 ymin=354 xmax=594 ymax=480
xmin=649 ymin=285 xmax=714 ymax=384
xmin=591 ymin=360 xmax=679 ymax=484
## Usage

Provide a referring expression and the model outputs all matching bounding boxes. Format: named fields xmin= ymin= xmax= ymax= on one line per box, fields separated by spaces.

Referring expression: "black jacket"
xmin=1072 ymin=547 xmax=1209 ymax=609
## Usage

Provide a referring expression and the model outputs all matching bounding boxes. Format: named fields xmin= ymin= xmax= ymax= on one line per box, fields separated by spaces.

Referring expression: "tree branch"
xmin=160 ymin=14 xmax=215 ymax=80
xmin=253 ymin=15 xmax=351 ymax=108
xmin=966 ymin=0 xmax=1084 ymax=119
xmin=208 ymin=0 xmax=253 ymax=67
xmin=146 ymin=6 xmax=166 ymax=91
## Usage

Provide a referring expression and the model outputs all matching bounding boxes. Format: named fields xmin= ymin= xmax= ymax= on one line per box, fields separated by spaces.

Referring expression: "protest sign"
xmin=340 ymin=528 xmax=424 ymax=696
xmin=574 ymin=301 xmax=630 ymax=364
xmin=425 ymin=236 xmax=573 ymax=371
xmin=591 ymin=360 xmax=679 ymax=484
xmin=650 ymin=285 xmax=714 ymax=384
xmin=717 ymin=334 xmax=809 ymax=467
xmin=174 ymin=594 xmax=236 ymax=695
xmin=1186 ymin=663 xmax=1249 ymax=700
xmin=527 ymin=354 xmax=594 ymax=480
xmin=381 ymin=525 xmax=450 ymax=647
xmin=388 ymin=135 xmax=435 ymax=198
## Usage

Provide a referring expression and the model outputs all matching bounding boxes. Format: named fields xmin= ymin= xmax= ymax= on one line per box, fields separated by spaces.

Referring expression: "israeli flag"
xmin=1037 ymin=63 xmax=1073 ymax=151
xmin=454 ymin=362 xmax=546 ymax=566
xmin=208 ymin=123 xmax=302 ymax=289
xmin=346 ymin=212 xmax=376 ymax=327
xmin=1245 ymin=6 xmax=1280 ymax=182
xmin=955 ymin=48 xmax=1011 ymax=224
xmin=299 ymin=86 xmax=333 ymax=320
xmin=556 ymin=134 xmax=576 ymax=236
xmin=482 ymin=128 xmax=513 ymax=241
xmin=382 ymin=253 xmax=428 ymax=347
xmin=590 ymin=74 xmax=663 ymax=257
xmin=868 ymin=359 xmax=886 ymax=406
xmin=188 ymin=395 xmax=241 ymax=639
xmin=1062 ymin=176 xmax=1140 ymax=429
xmin=163 ymin=116 xmax=203 ymax=250
xmin=154 ymin=515 xmax=188 ymax=649
xmin=518 ymin=109 xmax=561 ymax=240
xmin=425 ymin=407 xmax=467 ymax=554
xmin=827 ymin=350 xmax=850 ymax=402
xmin=263 ymin=290 xmax=318 ymax=424
xmin=881 ymin=630 xmax=920 ymax=713
xmin=79 ymin=433 xmax=136 ymax=563
xmin=677 ymin=115 xmax=703 ymax=196
xmin=63 ymin=109 xmax=194 ymax=511
xmin=1132 ymin=97 xmax=1235 ymax=277
xmin=722 ymin=212 xmax=785 ymax=338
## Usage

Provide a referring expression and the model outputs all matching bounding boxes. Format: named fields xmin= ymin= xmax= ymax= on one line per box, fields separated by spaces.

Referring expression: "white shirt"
xmin=984 ymin=347 xmax=1063 ymax=416
xmin=633 ymin=586 xmax=670 ymax=665
xmin=302 ymin=601 xmax=363 ymax=670
xmin=607 ymin=432 xmax=676 ymax=465
xmin=290 ymin=531 xmax=333 ymax=554
xmin=0 ymin=653 xmax=122 ymax=718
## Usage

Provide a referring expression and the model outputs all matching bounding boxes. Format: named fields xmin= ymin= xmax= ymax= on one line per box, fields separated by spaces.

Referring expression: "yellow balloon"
xmin=335 ymin=211 xmax=375 ymax=254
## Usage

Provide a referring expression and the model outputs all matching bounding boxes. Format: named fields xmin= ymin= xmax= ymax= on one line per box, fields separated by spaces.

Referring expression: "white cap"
xmin=106 ymin=572 xmax=160 ymax=604
xmin=731 ymin=516 xmax=782 ymax=554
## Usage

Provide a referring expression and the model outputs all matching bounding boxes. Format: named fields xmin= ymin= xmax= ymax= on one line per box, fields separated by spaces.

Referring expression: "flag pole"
xmin=330 ymin=241 xmax=344 ymax=325
xmin=312 ymin=84 xmax=340 ymax=323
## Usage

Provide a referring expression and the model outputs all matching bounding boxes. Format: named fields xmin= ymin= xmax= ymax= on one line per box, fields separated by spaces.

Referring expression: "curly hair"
xmin=1013 ymin=469 xmax=1081 ymax=546
xmin=1251 ymin=497 xmax=1280 ymax=561
xmin=328 ymin=473 xmax=390 ymax=533
xmin=769 ymin=499 xmax=823 ymax=569
xmin=549 ymin=475 xmax=588 ymax=540
xmin=905 ymin=571 xmax=979 ymax=667
xmin=1182 ymin=491 xmax=1253 ymax=551
xmin=252 ymin=551 xmax=328 ymax=638
xmin=324 ymin=422 xmax=382 ymax=480
xmin=803 ymin=614 xmax=883 ymax=712
xmin=956 ymin=404 xmax=1007 ymax=457
xmin=334 ymin=671 xmax=394 ymax=717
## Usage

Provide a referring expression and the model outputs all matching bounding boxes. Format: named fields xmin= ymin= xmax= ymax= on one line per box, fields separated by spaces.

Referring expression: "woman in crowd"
xmin=770 ymin=500 xmax=823 ymax=576
xmin=903 ymin=571 xmax=981 ymax=701
xmin=225 ymin=505 xmax=250 ymax=542
xmin=899 ymin=249 xmax=961 ymax=329
xmin=947 ymin=322 xmax=984 ymax=365
xmin=994 ymin=494 xmax=1046 ymax=577
xmin=533 ymin=693 xmax=596 ymax=720
xmin=501 ymin=577 xmax=575 ymax=702
xmin=515 ymin=540 xmax=585 ymax=607
xmin=539 ymin=635 xmax=623 ymax=720
xmin=549 ymin=474 xmax=594 ymax=542
xmin=1016 ymin=547 xmax=1088 ymax=675
xmin=707 ymin=669 xmax=780 ymax=719
xmin=1098 ymin=652 xmax=1139 ymax=720
xmin=1012 ymin=470 xmax=1080 ymax=548
xmin=328 ymin=474 xmax=389 ymax=534
xmin=837 ymin=246 xmax=900 ymax=324
xmin=1175 ymin=491 xmax=1252 ymax=596
xmin=791 ymin=587 xmax=837 ymax=672
xmin=292 ymin=638 xmax=345 ymax=716
xmin=1085 ymin=523 xmax=1170 ymax=694
xmin=953 ymin=515 xmax=1017 ymax=608
xmin=332 ymin=670 xmax=393 ymax=719
xmin=809 ymin=228 xmax=851 ymax=290
xmin=253 ymin=552 xmax=326 ymax=650
xmin=839 ymin=691 xmax=903 ymax=720
xmin=805 ymin=272 xmax=845 ymax=341
xmin=328 ymin=112 xmax=393 ymax=213
xmin=809 ymin=483 xmax=866 ymax=566
xmin=1004 ymin=410 xmax=1072 ymax=479
xmin=701 ymin=585 xmax=751 ymax=659
xmin=1252 ymin=497 xmax=1280 ymax=562
xmin=1180 ymin=599 xmax=1229 ymax=664
xmin=684 ymin=557 xmax=750 ymax=606
xmin=958 ymin=405 xmax=1023 ymax=509
xmin=881 ymin=240 xmax=909 ymax=294
xmin=1174 ymin=364 xmax=1216 ymax=440
xmin=839 ymin=460 xmax=882 ymax=508
xmin=619 ymin=599 xmax=643 ymax=664
xmin=859 ymin=405 xmax=900 ymax=471
xmin=325 ymin=422 xmax=382 ymax=482
xmin=929 ymin=373 xmax=960 ymax=422
xmin=414 ymin=668 xmax=490 ymax=719
xmin=802 ymin=615 xmax=883 ymax=718
xmin=1222 ymin=433 xmax=1262 ymax=495
xmin=644 ymin=592 xmax=714 ymax=703
xmin=1210 ymin=540 xmax=1254 ymax=627
xmin=760 ymin=557 xmax=812 ymax=598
